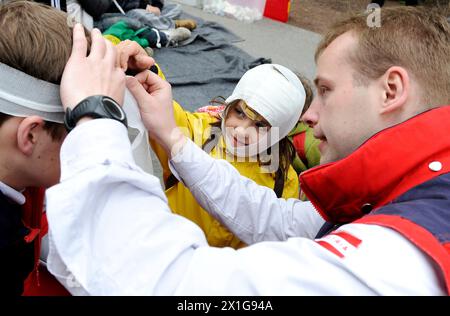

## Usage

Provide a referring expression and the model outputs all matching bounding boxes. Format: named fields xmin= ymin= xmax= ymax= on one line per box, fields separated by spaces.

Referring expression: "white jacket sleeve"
xmin=168 ymin=138 xmax=325 ymax=244
xmin=45 ymin=120 xmax=445 ymax=295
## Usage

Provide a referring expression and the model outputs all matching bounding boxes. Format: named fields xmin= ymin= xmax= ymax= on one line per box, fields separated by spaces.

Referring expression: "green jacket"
xmin=103 ymin=21 xmax=150 ymax=48
xmin=288 ymin=122 xmax=321 ymax=174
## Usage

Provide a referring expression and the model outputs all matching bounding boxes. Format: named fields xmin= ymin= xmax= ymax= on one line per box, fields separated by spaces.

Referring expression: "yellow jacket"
xmin=151 ymin=101 xmax=299 ymax=248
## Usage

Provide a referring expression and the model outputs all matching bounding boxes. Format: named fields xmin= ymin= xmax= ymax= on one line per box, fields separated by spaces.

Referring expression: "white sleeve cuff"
xmin=60 ymin=119 xmax=135 ymax=181
xmin=168 ymin=138 xmax=215 ymax=187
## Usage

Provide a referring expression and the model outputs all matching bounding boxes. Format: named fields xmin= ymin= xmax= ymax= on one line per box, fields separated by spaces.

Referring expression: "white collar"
xmin=0 ymin=181 xmax=26 ymax=205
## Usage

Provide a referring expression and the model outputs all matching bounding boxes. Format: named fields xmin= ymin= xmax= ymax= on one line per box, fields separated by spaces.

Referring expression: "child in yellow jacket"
xmin=151 ymin=64 xmax=310 ymax=248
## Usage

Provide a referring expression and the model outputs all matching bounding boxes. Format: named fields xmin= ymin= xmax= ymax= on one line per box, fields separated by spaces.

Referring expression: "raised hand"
xmin=126 ymin=70 xmax=186 ymax=156
xmin=60 ymin=24 xmax=126 ymax=110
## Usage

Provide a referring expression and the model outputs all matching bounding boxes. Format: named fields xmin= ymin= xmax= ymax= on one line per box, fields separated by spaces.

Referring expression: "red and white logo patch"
xmin=316 ymin=231 xmax=362 ymax=258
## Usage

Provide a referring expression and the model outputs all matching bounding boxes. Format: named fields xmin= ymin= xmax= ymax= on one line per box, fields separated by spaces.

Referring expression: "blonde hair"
xmin=316 ymin=6 xmax=450 ymax=108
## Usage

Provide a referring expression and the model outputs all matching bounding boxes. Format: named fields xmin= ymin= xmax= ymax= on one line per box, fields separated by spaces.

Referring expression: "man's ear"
xmin=379 ymin=66 xmax=410 ymax=115
xmin=17 ymin=116 xmax=45 ymax=156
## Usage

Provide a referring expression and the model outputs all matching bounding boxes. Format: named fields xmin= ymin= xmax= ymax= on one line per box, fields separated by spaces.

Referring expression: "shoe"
xmin=144 ymin=47 xmax=154 ymax=57
xmin=175 ymin=19 xmax=197 ymax=31
xmin=163 ymin=27 xmax=191 ymax=46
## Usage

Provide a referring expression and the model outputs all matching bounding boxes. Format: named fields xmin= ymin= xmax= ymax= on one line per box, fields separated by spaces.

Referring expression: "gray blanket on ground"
xmin=153 ymin=14 xmax=270 ymax=112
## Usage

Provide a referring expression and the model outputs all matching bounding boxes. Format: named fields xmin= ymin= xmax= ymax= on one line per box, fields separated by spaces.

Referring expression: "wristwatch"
xmin=64 ymin=95 xmax=127 ymax=131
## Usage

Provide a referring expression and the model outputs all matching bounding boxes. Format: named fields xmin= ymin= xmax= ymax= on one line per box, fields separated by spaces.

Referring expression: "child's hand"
xmin=146 ymin=5 xmax=161 ymax=16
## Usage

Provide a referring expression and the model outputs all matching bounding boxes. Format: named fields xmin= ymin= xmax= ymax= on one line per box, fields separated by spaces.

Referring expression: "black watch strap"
xmin=64 ymin=95 xmax=127 ymax=131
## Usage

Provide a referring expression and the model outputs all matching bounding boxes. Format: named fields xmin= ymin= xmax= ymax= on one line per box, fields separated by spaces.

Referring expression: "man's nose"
xmin=301 ymin=99 xmax=320 ymax=128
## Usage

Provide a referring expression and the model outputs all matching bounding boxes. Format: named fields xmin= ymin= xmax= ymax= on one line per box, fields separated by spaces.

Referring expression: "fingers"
xmin=135 ymin=55 xmax=155 ymax=70
xmin=118 ymin=41 xmax=134 ymax=70
xmin=134 ymin=70 xmax=151 ymax=84
xmin=117 ymin=40 xmax=155 ymax=71
xmin=127 ymin=70 xmax=170 ymax=103
xmin=89 ymin=28 xmax=107 ymax=60
xmin=137 ymin=70 xmax=169 ymax=92
xmin=71 ymin=23 xmax=88 ymax=59
xmin=126 ymin=75 xmax=150 ymax=104
xmin=119 ymin=53 xmax=128 ymax=71
xmin=104 ymin=38 xmax=117 ymax=68
xmin=120 ymin=40 xmax=141 ymax=70
xmin=135 ymin=69 xmax=161 ymax=85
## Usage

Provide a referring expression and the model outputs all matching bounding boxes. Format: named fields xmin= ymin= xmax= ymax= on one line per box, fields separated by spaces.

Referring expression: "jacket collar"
xmin=0 ymin=181 xmax=25 ymax=205
xmin=300 ymin=105 xmax=450 ymax=223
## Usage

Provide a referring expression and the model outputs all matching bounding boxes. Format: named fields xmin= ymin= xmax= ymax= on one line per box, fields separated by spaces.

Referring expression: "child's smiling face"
xmin=224 ymin=100 xmax=271 ymax=147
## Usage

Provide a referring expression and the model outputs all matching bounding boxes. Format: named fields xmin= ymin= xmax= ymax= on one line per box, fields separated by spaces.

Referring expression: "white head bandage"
xmin=0 ymin=62 xmax=65 ymax=123
xmin=0 ymin=62 xmax=153 ymax=173
xmin=222 ymin=64 xmax=306 ymax=157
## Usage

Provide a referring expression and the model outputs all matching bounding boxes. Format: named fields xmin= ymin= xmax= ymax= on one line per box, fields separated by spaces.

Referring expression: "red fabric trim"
xmin=23 ymin=264 xmax=70 ymax=296
xmin=40 ymin=212 xmax=49 ymax=237
xmin=293 ymin=132 xmax=307 ymax=163
xmin=23 ymin=228 xmax=40 ymax=243
xmin=20 ymin=189 xmax=70 ymax=296
xmin=330 ymin=231 xmax=362 ymax=248
xmin=445 ymin=243 xmax=450 ymax=254
xmin=22 ymin=187 xmax=45 ymax=228
xmin=21 ymin=188 xmax=47 ymax=293
xmin=317 ymin=240 xmax=344 ymax=258
xmin=299 ymin=105 xmax=450 ymax=223
xmin=356 ymin=215 xmax=450 ymax=295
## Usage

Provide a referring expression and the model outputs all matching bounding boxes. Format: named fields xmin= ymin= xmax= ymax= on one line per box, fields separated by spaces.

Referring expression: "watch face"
xmin=104 ymin=98 xmax=126 ymax=120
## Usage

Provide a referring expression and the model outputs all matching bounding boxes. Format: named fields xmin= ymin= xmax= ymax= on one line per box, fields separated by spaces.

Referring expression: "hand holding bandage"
xmin=126 ymin=70 xmax=186 ymax=158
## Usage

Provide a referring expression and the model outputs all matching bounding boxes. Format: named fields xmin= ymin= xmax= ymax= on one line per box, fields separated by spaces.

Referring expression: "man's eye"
xmin=319 ymin=86 xmax=329 ymax=95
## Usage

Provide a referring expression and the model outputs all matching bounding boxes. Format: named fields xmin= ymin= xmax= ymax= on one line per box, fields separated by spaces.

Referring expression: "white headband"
xmin=0 ymin=62 xmax=153 ymax=173
xmin=0 ymin=62 xmax=65 ymax=123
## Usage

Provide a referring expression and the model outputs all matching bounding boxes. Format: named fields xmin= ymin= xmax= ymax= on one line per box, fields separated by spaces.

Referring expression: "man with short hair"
xmin=0 ymin=1 xmax=74 ymax=296
xmin=49 ymin=6 xmax=449 ymax=295
xmin=0 ymin=0 xmax=152 ymax=295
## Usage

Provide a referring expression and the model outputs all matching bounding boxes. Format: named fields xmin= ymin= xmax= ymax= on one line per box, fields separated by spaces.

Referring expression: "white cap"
xmin=223 ymin=64 xmax=306 ymax=157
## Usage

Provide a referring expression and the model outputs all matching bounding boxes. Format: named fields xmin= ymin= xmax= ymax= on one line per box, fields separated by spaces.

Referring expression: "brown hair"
xmin=0 ymin=113 xmax=9 ymax=127
xmin=315 ymin=6 xmax=450 ymax=108
xmin=0 ymin=112 xmax=66 ymax=141
xmin=297 ymin=74 xmax=313 ymax=116
xmin=0 ymin=1 xmax=76 ymax=140
xmin=0 ymin=1 xmax=73 ymax=84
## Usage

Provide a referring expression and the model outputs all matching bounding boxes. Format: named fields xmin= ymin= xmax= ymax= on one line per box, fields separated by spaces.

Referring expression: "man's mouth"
xmin=318 ymin=140 xmax=327 ymax=153
xmin=315 ymin=134 xmax=327 ymax=153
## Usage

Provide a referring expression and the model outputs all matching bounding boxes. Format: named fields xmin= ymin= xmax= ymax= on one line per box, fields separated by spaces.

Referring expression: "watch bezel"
xmin=64 ymin=95 xmax=127 ymax=132
xmin=103 ymin=97 xmax=126 ymax=121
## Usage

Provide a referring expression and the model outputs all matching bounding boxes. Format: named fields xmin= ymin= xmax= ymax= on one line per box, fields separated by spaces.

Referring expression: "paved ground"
xmin=171 ymin=0 xmax=322 ymax=81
